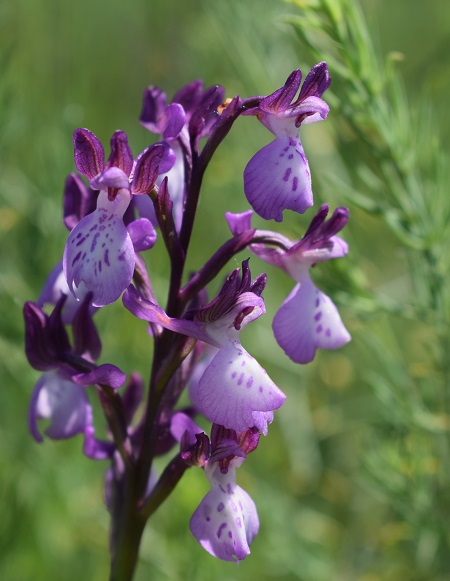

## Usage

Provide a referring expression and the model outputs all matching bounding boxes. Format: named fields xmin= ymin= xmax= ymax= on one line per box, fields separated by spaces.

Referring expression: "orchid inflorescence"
xmin=24 ymin=62 xmax=350 ymax=570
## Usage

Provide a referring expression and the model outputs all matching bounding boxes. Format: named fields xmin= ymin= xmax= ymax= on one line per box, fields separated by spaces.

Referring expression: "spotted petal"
xmin=244 ymin=135 xmax=312 ymax=222
xmin=63 ymin=190 xmax=134 ymax=307
xmin=190 ymin=464 xmax=259 ymax=562
xmin=273 ymin=275 xmax=351 ymax=364
xmin=194 ymin=339 xmax=286 ymax=434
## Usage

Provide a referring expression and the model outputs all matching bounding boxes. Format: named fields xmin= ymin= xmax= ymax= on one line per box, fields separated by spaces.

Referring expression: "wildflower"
xmin=24 ymin=293 xmax=124 ymax=457
xmin=176 ymin=418 xmax=260 ymax=562
xmin=243 ymin=62 xmax=330 ymax=221
xmin=226 ymin=205 xmax=351 ymax=363
xmin=123 ymin=262 xmax=285 ymax=433
xmin=138 ymin=81 xmax=225 ymax=230
xmin=63 ymin=129 xmax=174 ymax=306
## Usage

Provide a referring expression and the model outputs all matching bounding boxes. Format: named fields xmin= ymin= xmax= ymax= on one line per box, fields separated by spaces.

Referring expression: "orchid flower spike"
xmin=243 ymin=62 xmax=330 ymax=222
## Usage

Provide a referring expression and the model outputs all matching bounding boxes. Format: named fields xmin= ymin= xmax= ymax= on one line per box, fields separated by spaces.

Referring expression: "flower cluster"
xmin=24 ymin=62 xmax=350 ymax=569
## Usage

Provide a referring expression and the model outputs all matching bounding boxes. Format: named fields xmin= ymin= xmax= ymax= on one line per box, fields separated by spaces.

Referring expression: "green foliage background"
xmin=1 ymin=0 xmax=449 ymax=579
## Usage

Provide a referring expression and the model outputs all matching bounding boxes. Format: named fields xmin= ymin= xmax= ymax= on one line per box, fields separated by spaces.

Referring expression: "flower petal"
xmin=29 ymin=370 xmax=89 ymax=441
xmin=73 ymin=128 xmax=105 ymax=180
xmin=127 ymin=218 xmax=157 ymax=252
xmin=195 ymin=340 xmax=286 ymax=433
xmin=190 ymin=467 xmax=259 ymax=562
xmin=244 ymin=136 xmax=313 ymax=222
xmin=63 ymin=190 xmax=134 ymax=307
xmin=72 ymin=364 xmax=126 ymax=389
xmin=273 ymin=276 xmax=351 ymax=364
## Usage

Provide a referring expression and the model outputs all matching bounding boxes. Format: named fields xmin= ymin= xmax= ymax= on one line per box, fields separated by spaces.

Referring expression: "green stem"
xmin=109 ymin=467 xmax=146 ymax=581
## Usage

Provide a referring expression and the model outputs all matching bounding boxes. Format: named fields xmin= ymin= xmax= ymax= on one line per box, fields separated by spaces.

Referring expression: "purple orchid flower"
xmin=63 ymin=129 xmax=174 ymax=307
xmin=138 ymin=82 xmax=226 ymax=231
xmin=123 ymin=262 xmax=286 ymax=434
xmin=226 ymin=205 xmax=351 ymax=364
xmin=138 ymin=86 xmax=186 ymax=230
xmin=176 ymin=419 xmax=260 ymax=562
xmin=25 ymin=293 xmax=122 ymax=459
xmin=243 ymin=62 xmax=330 ymax=222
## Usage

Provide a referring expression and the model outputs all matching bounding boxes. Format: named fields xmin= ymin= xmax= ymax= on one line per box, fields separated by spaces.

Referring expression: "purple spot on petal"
xmin=99 ymin=225 xmax=106 ymax=231
xmin=76 ymin=235 xmax=88 ymax=246
xmin=316 ymin=324 xmax=323 ymax=333
xmin=288 ymin=154 xmax=293 ymax=160
xmin=98 ymin=261 xmax=102 ymax=272
xmin=217 ymin=503 xmax=224 ymax=512
xmin=292 ymin=177 xmax=298 ymax=191
xmin=241 ymin=360 xmax=246 ymax=367
xmin=259 ymin=386 xmax=263 ymax=393
xmin=231 ymin=371 xmax=236 ymax=379
xmin=90 ymin=224 xmax=98 ymax=232
xmin=246 ymin=377 xmax=253 ymax=388
xmin=228 ymin=531 xmax=233 ymax=539
xmin=314 ymin=311 xmax=323 ymax=321
xmin=226 ymin=484 xmax=233 ymax=494
xmin=238 ymin=373 xmax=244 ymax=386
xmin=90 ymin=232 xmax=100 ymax=252
xmin=315 ymin=298 xmax=320 ymax=308
xmin=283 ymin=146 xmax=289 ymax=152
xmin=283 ymin=167 xmax=292 ymax=182
xmin=71 ymin=251 xmax=82 ymax=266
xmin=217 ymin=523 xmax=227 ymax=539
xmin=235 ymin=517 xmax=242 ymax=528
xmin=206 ymin=516 xmax=211 ymax=522
xmin=104 ymin=249 xmax=110 ymax=266
xmin=326 ymin=328 xmax=331 ymax=337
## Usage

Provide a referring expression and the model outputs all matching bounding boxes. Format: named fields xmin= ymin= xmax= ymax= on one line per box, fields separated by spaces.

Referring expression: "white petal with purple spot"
xmin=190 ymin=465 xmax=259 ymax=562
xmin=244 ymin=135 xmax=313 ymax=222
xmin=273 ymin=275 xmax=351 ymax=364
xmin=195 ymin=340 xmax=286 ymax=433
xmin=63 ymin=190 xmax=135 ymax=307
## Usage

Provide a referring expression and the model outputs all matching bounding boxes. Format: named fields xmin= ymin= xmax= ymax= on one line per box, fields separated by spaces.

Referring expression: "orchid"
xmin=243 ymin=62 xmax=330 ymax=222
xmin=23 ymin=63 xmax=354 ymax=577
xmin=226 ymin=205 xmax=351 ymax=363
xmin=123 ymin=261 xmax=286 ymax=434
xmin=63 ymin=129 xmax=174 ymax=306
xmin=173 ymin=417 xmax=260 ymax=562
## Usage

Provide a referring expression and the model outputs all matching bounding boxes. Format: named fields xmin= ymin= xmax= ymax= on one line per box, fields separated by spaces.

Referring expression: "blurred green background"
xmin=1 ymin=0 xmax=449 ymax=579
